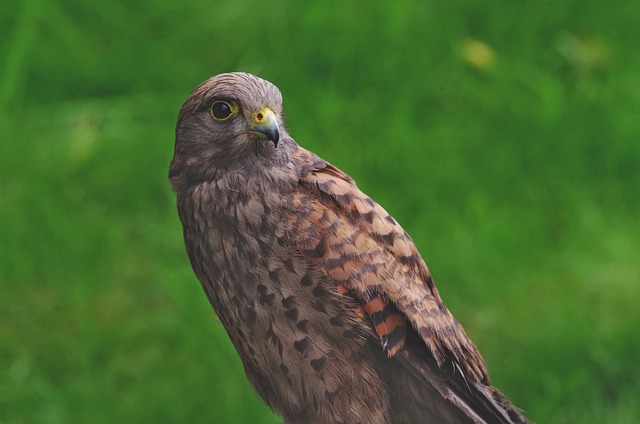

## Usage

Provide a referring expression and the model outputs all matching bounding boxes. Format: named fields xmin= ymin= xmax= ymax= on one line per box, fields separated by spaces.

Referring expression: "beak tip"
xmin=271 ymin=129 xmax=280 ymax=147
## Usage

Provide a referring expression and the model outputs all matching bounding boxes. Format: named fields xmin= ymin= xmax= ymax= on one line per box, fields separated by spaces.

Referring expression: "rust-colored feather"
xmin=286 ymin=147 xmax=490 ymax=384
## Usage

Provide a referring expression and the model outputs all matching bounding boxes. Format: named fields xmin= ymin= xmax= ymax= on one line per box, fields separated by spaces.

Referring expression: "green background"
xmin=2 ymin=1 xmax=639 ymax=423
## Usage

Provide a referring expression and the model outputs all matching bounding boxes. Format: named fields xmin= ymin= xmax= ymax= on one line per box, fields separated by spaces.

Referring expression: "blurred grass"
xmin=1 ymin=0 xmax=639 ymax=423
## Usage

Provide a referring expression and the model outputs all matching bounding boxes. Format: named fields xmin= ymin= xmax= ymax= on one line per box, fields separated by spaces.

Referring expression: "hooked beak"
xmin=248 ymin=107 xmax=280 ymax=147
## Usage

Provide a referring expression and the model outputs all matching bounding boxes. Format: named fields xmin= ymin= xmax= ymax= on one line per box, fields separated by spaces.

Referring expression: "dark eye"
xmin=211 ymin=101 xmax=233 ymax=120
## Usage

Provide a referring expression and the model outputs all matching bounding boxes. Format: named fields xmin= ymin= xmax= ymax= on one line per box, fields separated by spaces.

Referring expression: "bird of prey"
xmin=169 ymin=72 xmax=529 ymax=424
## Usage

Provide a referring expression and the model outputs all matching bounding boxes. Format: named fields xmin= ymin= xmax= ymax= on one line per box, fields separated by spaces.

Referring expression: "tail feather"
xmin=386 ymin=333 xmax=530 ymax=424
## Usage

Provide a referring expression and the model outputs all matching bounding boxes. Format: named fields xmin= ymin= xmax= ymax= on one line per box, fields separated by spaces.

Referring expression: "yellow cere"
xmin=253 ymin=107 xmax=275 ymax=125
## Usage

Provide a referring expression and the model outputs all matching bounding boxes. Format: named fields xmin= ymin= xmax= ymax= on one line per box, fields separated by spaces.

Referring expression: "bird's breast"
xmin=177 ymin=178 xmax=391 ymax=423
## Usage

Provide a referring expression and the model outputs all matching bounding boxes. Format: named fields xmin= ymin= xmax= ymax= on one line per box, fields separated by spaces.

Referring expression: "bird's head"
xmin=169 ymin=72 xmax=288 ymax=191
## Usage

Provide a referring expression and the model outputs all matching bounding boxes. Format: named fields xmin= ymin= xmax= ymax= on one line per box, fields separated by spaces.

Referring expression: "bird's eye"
xmin=211 ymin=101 xmax=234 ymax=121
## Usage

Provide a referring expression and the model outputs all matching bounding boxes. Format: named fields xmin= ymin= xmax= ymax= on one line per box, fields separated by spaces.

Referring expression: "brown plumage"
xmin=169 ymin=72 xmax=530 ymax=424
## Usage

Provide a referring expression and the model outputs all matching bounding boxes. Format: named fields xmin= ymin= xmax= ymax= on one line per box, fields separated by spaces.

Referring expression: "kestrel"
xmin=169 ymin=72 xmax=529 ymax=424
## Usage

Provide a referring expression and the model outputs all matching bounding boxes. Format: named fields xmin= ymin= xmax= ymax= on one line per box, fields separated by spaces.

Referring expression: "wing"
xmin=287 ymin=147 xmax=488 ymax=381
xmin=284 ymin=147 xmax=528 ymax=424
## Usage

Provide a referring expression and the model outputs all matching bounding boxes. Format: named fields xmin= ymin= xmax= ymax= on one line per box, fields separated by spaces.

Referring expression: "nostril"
xmin=256 ymin=112 xmax=264 ymax=122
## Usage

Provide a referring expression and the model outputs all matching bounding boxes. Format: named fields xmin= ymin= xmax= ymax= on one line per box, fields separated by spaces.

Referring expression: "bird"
xmin=169 ymin=72 xmax=530 ymax=424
